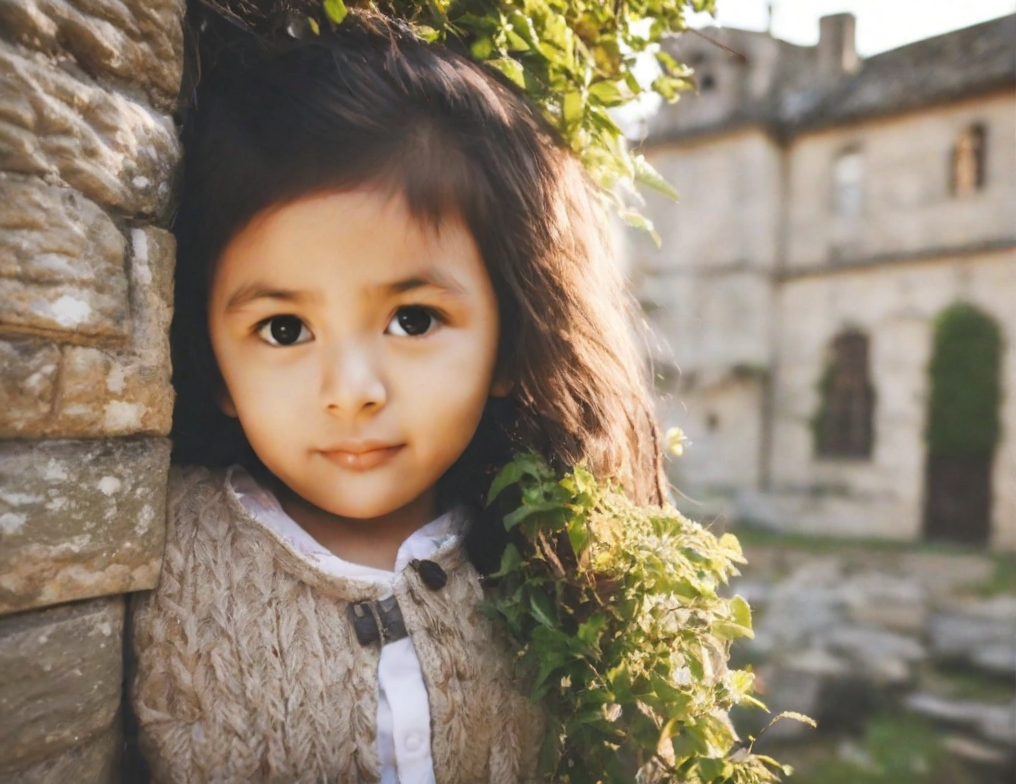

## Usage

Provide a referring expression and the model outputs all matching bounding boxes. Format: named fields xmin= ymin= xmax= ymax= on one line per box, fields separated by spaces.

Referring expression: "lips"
xmin=319 ymin=444 xmax=404 ymax=471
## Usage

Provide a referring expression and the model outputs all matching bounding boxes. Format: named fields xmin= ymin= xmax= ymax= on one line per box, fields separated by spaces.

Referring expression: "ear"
xmin=489 ymin=374 xmax=513 ymax=398
xmin=216 ymin=385 xmax=238 ymax=418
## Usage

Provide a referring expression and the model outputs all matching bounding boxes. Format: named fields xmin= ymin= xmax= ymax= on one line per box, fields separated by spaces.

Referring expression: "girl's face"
xmin=208 ymin=189 xmax=504 ymax=526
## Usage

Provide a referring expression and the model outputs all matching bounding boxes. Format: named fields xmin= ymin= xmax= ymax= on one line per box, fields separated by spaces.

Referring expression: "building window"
xmin=832 ymin=147 xmax=864 ymax=216
xmin=814 ymin=330 xmax=875 ymax=459
xmin=950 ymin=123 xmax=987 ymax=196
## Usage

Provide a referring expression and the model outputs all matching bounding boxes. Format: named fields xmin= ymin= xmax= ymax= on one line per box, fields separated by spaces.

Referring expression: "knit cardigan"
xmin=130 ymin=466 xmax=544 ymax=784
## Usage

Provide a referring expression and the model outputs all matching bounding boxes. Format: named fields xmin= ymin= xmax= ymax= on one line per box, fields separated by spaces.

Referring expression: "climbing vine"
xmin=485 ymin=452 xmax=808 ymax=783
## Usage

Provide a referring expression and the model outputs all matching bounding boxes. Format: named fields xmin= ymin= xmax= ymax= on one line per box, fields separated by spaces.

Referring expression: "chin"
xmin=308 ymin=488 xmax=423 ymax=521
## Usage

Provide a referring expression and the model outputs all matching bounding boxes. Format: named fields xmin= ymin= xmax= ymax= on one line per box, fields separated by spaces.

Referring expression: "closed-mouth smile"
xmin=319 ymin=444 xmax=404 ymax=471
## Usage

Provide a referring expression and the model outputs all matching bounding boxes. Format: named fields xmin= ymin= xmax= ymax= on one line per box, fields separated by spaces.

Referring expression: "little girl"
xmin=129 ymin=5 xmax=665 ymax=783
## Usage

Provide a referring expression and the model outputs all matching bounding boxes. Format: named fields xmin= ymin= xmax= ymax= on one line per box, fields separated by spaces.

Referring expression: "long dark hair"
xmin=172 ymin=2 xmax=665 ymax=571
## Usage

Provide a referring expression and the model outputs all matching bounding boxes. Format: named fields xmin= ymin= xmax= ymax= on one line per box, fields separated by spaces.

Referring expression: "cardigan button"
xmin=410 ymin=559 xmax=447 ymax=590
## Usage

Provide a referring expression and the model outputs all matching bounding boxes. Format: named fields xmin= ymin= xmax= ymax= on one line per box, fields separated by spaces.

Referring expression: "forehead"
xmin=211 ymin=189 xmax=483 ymax=297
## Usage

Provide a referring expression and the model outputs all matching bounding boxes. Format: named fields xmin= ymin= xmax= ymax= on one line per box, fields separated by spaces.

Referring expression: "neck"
xmin=276 ymin=486 xmax=438 ymax=572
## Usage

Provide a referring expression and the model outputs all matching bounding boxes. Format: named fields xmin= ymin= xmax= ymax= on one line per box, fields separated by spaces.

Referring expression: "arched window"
xmin=814 ymin=330 xmax=875 ymax=458
xmin=832 ymin=147 xmax=863 ymax=216
xmin=950 ymin=123 xmax=987 ymax=196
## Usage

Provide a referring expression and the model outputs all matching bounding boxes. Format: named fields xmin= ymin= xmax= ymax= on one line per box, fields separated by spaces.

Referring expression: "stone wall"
xmin=0 ymin=1 xmax=184 ymax=779
xmin=631 ymin=129 xmax=780 ymax=498
xmin=785 ymin=92 xmax=1016 ymax=270
xmin=760 ymin=249 xmax=1016 ymax=550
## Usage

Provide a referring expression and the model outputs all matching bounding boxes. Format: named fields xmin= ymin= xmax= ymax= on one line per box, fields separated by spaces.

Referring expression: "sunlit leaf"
xmin=487 ymin=56 xmax=526 ymax=88
xmin=322 ymin=0 xmax=346 ymax=25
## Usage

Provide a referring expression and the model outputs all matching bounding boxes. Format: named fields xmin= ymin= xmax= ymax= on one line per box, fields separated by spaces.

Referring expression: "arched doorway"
xmin=923 ymin=304 xmax=1002 ymax=545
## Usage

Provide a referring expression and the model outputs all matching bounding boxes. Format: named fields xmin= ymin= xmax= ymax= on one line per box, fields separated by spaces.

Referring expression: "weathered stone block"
xmin=0 ymin=597 xmax=123 ymax=771
xmin=0 ymin=40 xmax=179 ymax=217
xmin=0 ymin=0 xmax=185 ymax=112
xmin=0 ymin=176 xmax=129 ymax=340
xmin=0 ymin=438 xmax=169 ymax=614
xmin=58 ymin=227 xmax=175 ymax=437
xmin=0 ymin=340 xmax=58 ymax=431
xmin=2 ymin=725 xmax=119 ymax=784
xmin=0 ymin=227 xmax=175 ymax=439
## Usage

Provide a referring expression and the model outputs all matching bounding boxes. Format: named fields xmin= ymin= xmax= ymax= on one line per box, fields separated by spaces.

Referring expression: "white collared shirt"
xmin=229 ymin=467 xmax=463 ymax=784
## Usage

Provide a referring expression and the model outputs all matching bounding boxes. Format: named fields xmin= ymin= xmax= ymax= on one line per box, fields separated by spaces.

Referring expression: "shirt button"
xmin=404 ymin=732 xmax=424 ymax=754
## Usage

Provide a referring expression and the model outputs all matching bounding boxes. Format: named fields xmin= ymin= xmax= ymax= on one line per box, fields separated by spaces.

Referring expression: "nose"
xmin=319 ymin=340 xmax=387 ymax=417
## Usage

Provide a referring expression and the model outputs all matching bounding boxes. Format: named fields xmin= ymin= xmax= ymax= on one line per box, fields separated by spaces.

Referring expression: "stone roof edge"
xmin=643 ymin=14 xmax=1016 ymax=148
xmin=787 ymin=76 xmax=1016 ymax=136
xmin=638 ymin=81 xmax=1015 ymax=151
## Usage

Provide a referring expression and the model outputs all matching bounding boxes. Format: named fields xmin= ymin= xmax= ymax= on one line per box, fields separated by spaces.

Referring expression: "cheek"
xmin=215 ymin=346 xmax=310 ymax=427
xmin=398 ymin=335 xmax=497 ymax=447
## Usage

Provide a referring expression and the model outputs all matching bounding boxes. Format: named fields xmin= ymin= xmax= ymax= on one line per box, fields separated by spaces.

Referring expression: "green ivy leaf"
xmin=487 ymin=460 xmax=524 ymax=505
xmin=492 ymin=542 xmax=523 ymax=578
xmin=415 ymin=24 xmax=441 ymax=42
xmin=577 ymin=613 xmax=608 ymax=648
xmin=470 ymin=35 xmax=495 ymax=60
xmin=503 ymin=502 xmax=538 ymax=531
xmin=620 ymin=208 xmax=661 ymax=247
xmin=529 ymin=589 xmax=558 ymax=627
xmin=487 ymin=56 xmax=526 ymax=88
xmin=634 ymin=155 xmax=680 ymax=201
xmin=730 ymin=594 xmax=753 ymax=632
xmin=698 ymin=757 xmax=734 ymax=781
xmin=562 ymin=90 xmax=584 ymax=127
xmin=322 ymin=0 xmax=347 ymax=25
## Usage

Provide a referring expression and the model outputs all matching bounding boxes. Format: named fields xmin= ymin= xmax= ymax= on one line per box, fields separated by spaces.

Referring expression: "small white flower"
xmin=665 ymin=426 xmax=691 ymax=457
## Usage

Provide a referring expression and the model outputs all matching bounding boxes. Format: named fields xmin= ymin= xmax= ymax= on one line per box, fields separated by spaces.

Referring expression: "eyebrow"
xmin=224 ymin=284 xmax=316 ymax=313
xmin=374 ymin=270 xmax=466 ymax=297
xmin=223 ymin=269 xmax=467 ymax=313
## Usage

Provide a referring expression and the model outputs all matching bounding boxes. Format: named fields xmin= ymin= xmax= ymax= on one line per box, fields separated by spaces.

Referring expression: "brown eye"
xmin=258 ymin=315 xmax=311 ymax=346
xmin=386 ymin=306 xmax=439 ymax=337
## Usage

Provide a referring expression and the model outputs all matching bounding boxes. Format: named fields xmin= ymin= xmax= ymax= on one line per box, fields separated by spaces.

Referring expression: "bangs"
xmin=372 ymin=122 xmax=494 ymax=234
xmin=182 ymin=32 xmax=511 ymax=276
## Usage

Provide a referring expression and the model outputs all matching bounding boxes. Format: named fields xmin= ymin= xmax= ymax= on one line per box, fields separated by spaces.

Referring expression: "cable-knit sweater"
xmin=130 ymin=466 xmax=543 ymax=784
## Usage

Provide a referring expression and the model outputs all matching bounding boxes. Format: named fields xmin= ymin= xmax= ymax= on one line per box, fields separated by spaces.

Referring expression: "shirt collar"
xmin=227 ymin=465 xmax=466 ymax=584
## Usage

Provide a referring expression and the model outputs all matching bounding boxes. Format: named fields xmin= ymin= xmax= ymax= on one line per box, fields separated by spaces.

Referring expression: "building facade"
xmin=632 ymin=15 xmax=1016 ymax=549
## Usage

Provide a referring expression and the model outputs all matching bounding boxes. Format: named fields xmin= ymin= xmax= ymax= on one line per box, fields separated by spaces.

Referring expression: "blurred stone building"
xmin=633 ymin=14 xmax=1016 ymax=549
